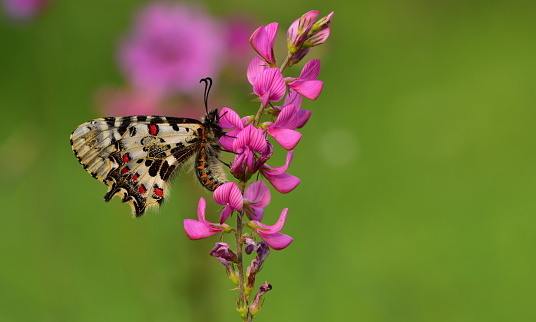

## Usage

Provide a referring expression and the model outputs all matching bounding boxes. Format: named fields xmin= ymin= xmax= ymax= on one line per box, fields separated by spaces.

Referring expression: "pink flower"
xmin=286 ymin=11 xmax=334 ymax=66
xmin=287 ymin=11 xmax=319 ymax=52
xmin=261 ymin=151 xmax=300 ymax=193
xmin=249 ymin=22 xmax=278 ymax=66
xmin=225 ymin=16 xmax=257 ymax=67
xmin=120 ymin=2 xmax=225 ymax=97
xmin=231 ymin=125 xmax=267 ymax=175
xmin=287 ymin=59 xmax=323 ymax=100
xmin=265 ymin=104 xmax=302 ymax=150
xmin=218 ymin=107 xmax=249 ymax=151
xmin=253 ymin=68 xmax=286 ymax=106
xmin=248 ymin=208 xmax=293 ymax=250
xmin=243 ymin=181 xmax=271 ymax=221
xmin=3 ymin=0 xmax=48 ymax=20
xmin=183 ymin=198 xmax=230 ymax=239
xmin=213 ymin=182 xmax=243 ymax=223
xmin=96 ymin=87 xmax=161 ymax=116
xmin=282 ymin=89 xmax=311 ymax=128
xmin=306 ymin=11 xmax=334 ymax=47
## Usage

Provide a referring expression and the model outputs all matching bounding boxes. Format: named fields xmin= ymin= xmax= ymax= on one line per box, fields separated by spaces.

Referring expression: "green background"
xmin=1 ymin=0 xmax=535 ymax=321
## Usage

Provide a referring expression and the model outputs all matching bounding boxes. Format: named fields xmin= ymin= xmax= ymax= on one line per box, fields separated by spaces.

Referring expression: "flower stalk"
xmin=183 ymin=10 xmax=333 ymax=320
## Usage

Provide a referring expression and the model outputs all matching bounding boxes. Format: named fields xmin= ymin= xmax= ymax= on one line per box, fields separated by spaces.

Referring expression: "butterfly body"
xmin=70 ymin=110 xmax=227 ymax=216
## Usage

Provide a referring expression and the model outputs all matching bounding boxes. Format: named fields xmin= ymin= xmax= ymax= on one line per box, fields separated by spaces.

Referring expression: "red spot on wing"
xmin=131 ymin=173 xmax=139 ymax=181
xmin=138 ymin=184 xmax=147 ymax=194
xmin=121 ymin=166 xmax=130 ymax=175
xmin=122 ymin=153 xmax=131 ymax=163
xmin=154 ymin=187 xmax=164 ymax=197
xmin=148 ymin=124 xmax=159 ymax=135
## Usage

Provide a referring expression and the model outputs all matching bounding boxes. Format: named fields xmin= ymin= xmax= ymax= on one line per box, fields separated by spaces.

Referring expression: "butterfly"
xmin=70 ymin=78 xmax=228 ymax=217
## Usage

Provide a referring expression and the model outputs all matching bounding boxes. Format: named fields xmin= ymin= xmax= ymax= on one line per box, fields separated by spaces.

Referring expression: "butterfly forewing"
xmin=70 ymin=114 xmax=227 ymax=216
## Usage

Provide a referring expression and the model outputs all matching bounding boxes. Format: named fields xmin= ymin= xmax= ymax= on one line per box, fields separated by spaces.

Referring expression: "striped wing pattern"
xmin=70 ymin=115 xmax=227 ymax=216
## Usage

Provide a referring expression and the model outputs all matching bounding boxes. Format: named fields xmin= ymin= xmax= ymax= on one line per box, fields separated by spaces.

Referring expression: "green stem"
xmin=236 ymin=180 xmax=252 ymax=321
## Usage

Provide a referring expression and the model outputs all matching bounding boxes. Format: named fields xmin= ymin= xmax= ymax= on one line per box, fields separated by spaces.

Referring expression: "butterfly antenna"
xmin=200 ymin=77 xmax=213 ymax=115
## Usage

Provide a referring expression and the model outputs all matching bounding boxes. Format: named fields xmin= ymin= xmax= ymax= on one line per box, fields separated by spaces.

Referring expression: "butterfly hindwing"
xmin=70 ymin=114 xmax=226 ymax=216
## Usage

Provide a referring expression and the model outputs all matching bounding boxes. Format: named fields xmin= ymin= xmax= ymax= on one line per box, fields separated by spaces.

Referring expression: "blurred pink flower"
xmin=3 ymin=0 xmax=48 ymax=20
xmin=96 ymin=87 xmax=161 ymax=116
xmin=120 ymin=2 xmax=225 ymax=97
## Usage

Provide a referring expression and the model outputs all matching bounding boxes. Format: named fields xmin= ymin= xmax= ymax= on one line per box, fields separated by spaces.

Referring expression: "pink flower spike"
xmin=253 ymin=68 xmax=286 ymax=106
xmin=250 ymin=208 xmax=293 ymax=250
xmin=249 ymin=22 xmax=278 ymax=65
xmin=244 ymin=181 xmax=271 ymax=221
xmin=184 ymin=198 xmax=226 ymax=239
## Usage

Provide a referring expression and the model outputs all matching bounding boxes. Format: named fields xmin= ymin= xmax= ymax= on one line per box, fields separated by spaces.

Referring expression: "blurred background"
xmin=1 ymin=0 xmax=535 ymax=321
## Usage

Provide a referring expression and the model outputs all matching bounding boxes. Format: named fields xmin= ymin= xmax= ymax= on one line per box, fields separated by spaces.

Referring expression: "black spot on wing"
xmin=162 ymin=164 xmax=176 ymax=181
xmin=159 ymin=160 xmax=170 ymax=179
xmin=148 ymin=159 xmax=163 ymax=177
xmin=150 ymin=116 xmax=164 ymax=124
xmin=117 ymin=118 xmax=131 ymax=137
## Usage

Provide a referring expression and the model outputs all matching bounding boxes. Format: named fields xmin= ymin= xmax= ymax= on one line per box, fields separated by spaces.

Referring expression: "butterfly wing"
xmin=70 ymin=116 xmax=205 ymax=216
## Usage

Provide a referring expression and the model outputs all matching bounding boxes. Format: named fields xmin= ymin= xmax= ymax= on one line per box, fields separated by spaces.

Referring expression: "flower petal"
xmin=219 ymin=107 xmax=243 ymax=129
xmin=257 ymin=232 xmax=293 ymax=250
xmin=263 ymin=172 xmax=300 ymax=193
xmin=214 ymin=182 xmax=243 ymax=210
xmin=247 ymin=207 xmax=264 ymax=221
xmin=234 ymin=125 xmax=267 ymax=153
xmin=274 ymin=104 xmax=300 ymax=129
xmin=267 ymin=128 xmax=302 ymax=150
xmin=244 ymin=181 xmax=271 ymax=208
xmin=297 ymin=109 xmax=312 ymax=128
xmin=220 ymin=205 xmax=233 ymax=224
xmin=263 ymin=151 xmax=294 ymax=175
xmin=247 ymin=56 xmax=269 ymax=85
xmin=253 ymin=68 xmax=286 ymax=106
xmin=249 ymin=23 xmax=278 ymax=65
xmin=299 ymin=59 xmax=321 ymax=80
xmin=289 ymin=79 xmax=323 ymax=100
xmin=183 ymin=219 xmax=220 ymax=239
